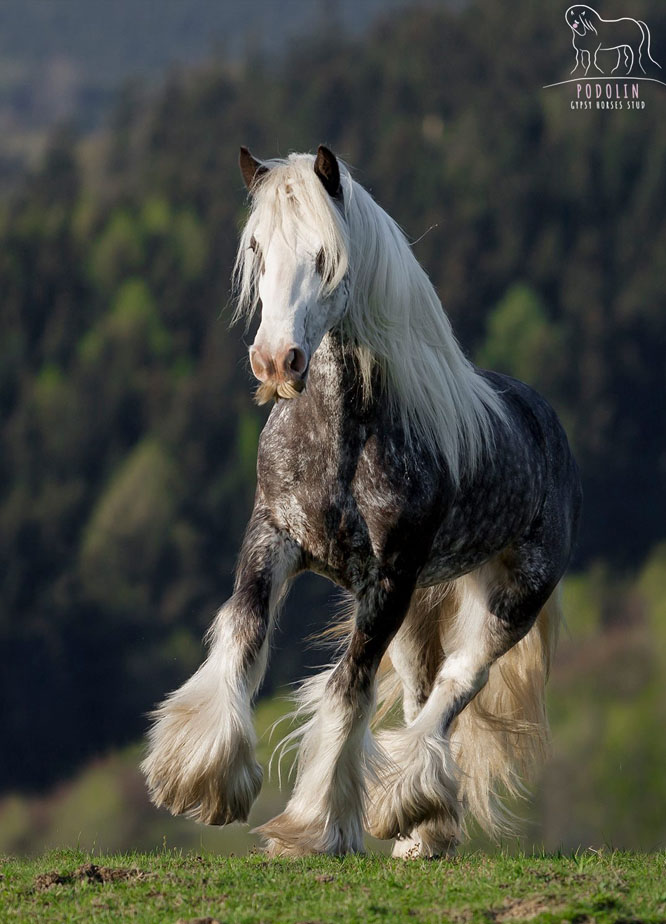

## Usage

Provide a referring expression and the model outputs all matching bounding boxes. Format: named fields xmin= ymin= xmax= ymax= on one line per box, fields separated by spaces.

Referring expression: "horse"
xmin=142 ymin=145 xmax=582 ymax=858
xmin=566 ymin=4 xmax=662 ymax=76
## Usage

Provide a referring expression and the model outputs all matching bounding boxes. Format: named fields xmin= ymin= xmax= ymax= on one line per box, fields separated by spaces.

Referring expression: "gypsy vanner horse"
xmin=143 ymin=146 xmax=581 ymax=858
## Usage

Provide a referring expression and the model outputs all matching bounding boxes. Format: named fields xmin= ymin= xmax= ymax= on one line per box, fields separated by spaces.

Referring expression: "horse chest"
xmin=257 ymin=407 xmax=443 ymax=589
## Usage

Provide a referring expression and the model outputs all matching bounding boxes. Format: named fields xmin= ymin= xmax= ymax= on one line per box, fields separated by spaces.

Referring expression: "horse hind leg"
xmin=366 ymin=557 xmax=559 ymax=848
xmin=627 ymin=44 xmax=636 ymax=74
xmin=378 ymin=585 xmax=461 ymax=858
xmin=366 ymin=572 xmax=493 ymax=845
xmin=451 ymin=578 xmax=560 ymax=836
xmin=383 ymin=585 xmax=445 ymax=725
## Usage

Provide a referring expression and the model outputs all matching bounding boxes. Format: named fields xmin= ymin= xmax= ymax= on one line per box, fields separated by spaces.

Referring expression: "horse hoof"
xmin=254 ymin=811 xmax=364 ymax=856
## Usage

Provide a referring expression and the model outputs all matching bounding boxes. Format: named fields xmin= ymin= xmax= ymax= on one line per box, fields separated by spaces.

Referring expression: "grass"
xmin=1 ymin=849 xmax=664 ymax=924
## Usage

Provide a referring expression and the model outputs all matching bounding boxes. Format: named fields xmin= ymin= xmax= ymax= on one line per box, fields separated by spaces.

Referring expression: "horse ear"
xmin=239 ymin=146 xmax=268 ymax=191
xmin=314 ymin=145 xmax=342 ymax=199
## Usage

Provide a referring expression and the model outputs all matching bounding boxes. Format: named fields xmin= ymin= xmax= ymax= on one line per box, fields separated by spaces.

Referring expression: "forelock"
xmin=233 ymin=154 xmax=350 ymax=322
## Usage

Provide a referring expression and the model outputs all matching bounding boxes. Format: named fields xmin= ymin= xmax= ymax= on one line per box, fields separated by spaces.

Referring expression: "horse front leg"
xmin=593 ymin=44 xmax=604 ymax=74
xmin=256 ymin=573 xmax=414 ymax=856
xmin=142 ymin=507 xmax=301 ymax=825
xmin=570 ymin=48 xmax=581 ymax=74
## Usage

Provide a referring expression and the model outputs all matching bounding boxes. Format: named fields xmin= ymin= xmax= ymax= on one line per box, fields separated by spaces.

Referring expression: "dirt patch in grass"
xmin=34 ymin=862 xmax=146 ymax=890
xmin=174 ymin=917 xmax=221 ymax=924
xmin=490 ymin=895 xmax=566 ymax=921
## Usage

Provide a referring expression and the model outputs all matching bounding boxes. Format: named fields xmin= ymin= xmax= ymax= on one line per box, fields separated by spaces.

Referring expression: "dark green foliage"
xmin=0 ymin=1 xmax=664 ymax=793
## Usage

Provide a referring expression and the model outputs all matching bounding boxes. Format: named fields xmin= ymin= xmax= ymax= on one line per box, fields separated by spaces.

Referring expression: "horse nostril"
xmin=287 ymin=347 xmax=308 ymax=377
xmin=249 ymin=345 xmax=273 ymax=382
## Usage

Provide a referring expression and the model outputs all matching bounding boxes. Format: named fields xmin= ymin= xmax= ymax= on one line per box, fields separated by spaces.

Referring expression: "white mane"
xmin=234 ymin=152 xmax=507 ymax=484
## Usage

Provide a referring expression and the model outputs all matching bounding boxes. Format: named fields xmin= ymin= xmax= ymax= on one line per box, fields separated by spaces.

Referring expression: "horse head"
xmin=566 ymin=4 xmax=599 ymax=36
xmin=237 ymin=145 xmax=349 ymax=404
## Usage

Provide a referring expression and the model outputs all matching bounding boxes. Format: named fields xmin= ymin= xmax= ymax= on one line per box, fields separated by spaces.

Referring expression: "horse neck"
xmin=309 ymin=329 xmax=346 ymax=390
xmin=308 ymin=329 xmax=366 ymax=412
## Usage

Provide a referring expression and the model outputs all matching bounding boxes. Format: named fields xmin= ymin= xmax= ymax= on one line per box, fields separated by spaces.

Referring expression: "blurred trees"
xmin=477 ymin=284 xmax=563 ymax=388
xmin=1 ymin=1 xmax=665 ymax=791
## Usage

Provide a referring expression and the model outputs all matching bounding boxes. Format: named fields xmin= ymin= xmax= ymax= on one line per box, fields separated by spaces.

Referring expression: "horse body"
xmin=142 ymin=147 xmax=581 ymax=857
xmin=259 ymin=331 xmax=576 ymax=599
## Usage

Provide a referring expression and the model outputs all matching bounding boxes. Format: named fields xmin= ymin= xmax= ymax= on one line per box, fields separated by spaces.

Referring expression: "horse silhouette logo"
xmin=566 ymin=5 xmax=662 ymax=76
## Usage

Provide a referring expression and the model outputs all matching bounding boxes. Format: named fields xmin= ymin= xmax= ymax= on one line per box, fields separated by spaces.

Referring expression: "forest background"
xmin=1 ymin=0 xmax=665 ymax=855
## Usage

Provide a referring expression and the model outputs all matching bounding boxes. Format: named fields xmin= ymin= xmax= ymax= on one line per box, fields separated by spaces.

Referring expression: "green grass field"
xmin=1 ymin=849 xmax=664 ymax=924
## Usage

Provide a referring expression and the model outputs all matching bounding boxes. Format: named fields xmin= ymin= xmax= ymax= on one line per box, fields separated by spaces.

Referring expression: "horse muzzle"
xmin=249 ymin=343 xmax=309 ymax=404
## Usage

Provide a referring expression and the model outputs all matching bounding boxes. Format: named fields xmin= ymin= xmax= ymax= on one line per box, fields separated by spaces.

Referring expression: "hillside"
xmin=0 ymin=0 xmax=441 ymax=185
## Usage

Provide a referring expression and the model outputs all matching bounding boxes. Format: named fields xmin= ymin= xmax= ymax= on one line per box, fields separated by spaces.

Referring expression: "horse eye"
xmin=249 ymin=235 xmax=258 ymax=252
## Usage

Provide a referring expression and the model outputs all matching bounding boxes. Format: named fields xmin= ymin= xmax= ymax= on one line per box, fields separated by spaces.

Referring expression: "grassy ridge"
xmin=1 ymin=849 xmax=664 ymax=924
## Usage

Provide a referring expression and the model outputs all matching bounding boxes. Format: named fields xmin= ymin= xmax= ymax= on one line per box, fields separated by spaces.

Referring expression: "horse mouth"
xmin=254 ymin=378 xmax=306 ymax=405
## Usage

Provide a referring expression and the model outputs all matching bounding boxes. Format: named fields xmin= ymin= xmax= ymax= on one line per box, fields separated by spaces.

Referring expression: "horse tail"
xmin=374 ymin=580 xmax=562 ymax=837
xmin=639 ymin=21 xmax=662 ymax=70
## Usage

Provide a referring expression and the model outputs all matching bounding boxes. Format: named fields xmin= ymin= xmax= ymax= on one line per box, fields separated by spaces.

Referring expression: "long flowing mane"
xmin=234 ymin=153 xmax=507 ymax=484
